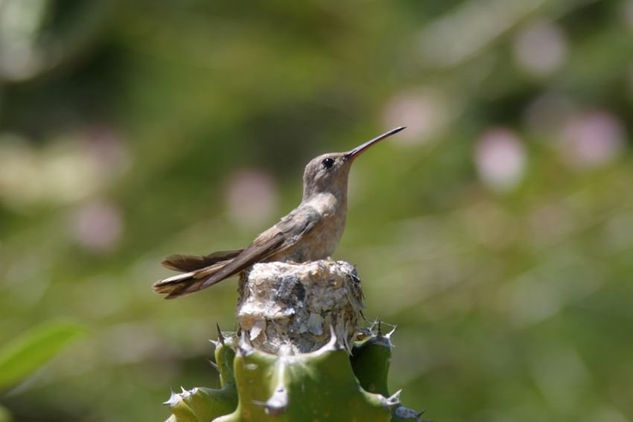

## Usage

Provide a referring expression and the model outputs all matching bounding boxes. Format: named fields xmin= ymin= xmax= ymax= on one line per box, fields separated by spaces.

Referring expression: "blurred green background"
xmin=1 ymin=0 xmax=633 ymax=421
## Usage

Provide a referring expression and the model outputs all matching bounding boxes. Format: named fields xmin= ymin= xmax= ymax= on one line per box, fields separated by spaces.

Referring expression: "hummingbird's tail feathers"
xmin=153 ymin=262 xmax=229 ymax=299
xmin=154 ymin=231 xmax=287 ymax=298
xmin=162 ymin=249 xmax=244 ymax=272
xmin=152 ymin=271 xmax=197 ymax=297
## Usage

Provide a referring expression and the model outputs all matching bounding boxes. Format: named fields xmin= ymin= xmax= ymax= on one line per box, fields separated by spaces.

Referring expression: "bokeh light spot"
xmin=513 ymin=21 xmax=567 ymax=76
xmin=474 ymin=128 xmax=527 ymax=192
xmin=224 ymin=169 xmax=279 ymax=229
xmin=558 ymin=111 xmax=625 ymax=169
xmin=382 ymin=89 xmax=451 ymax=146
xmin=71 ymin=200 xmax=124 ymax=254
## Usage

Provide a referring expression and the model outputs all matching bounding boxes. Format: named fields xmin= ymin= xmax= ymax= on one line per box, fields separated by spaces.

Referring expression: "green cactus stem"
xmin=351 ymin=324 xmax=423 ymax=421
xmin=351 ymin=323 xmax=394 ymax=397
xmin=214 ymin=327 xmax=397 ymax=421
xmin=165 ymin=334 xmax=238 ymax=422
xmin=162 ymin=260 xmax=422 ymax=421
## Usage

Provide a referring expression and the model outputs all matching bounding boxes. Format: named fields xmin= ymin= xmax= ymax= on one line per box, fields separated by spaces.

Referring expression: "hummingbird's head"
xmin=301 ymin=127 xmax=405 ymax=200
xmin=302 ymin=152 xmax=352 ymax=200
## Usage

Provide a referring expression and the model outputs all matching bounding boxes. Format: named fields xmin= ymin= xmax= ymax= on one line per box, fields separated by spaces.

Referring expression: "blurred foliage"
xmin=1 ymin=0 xmax=633 ymax=421
xmin=0 ymin=321 xmax=83 ymax=391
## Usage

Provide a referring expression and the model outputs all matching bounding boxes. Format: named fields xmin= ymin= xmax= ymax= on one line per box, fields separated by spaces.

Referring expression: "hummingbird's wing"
xmin=154 ymin=233 xmax=286 ymax=299
xmin=162 ymin=249 xmax=244 ymax=272
xmin=195 ymin=205 xmax=321 ymax=290
xmin=153 ymin=205 xmax=321 ymax=299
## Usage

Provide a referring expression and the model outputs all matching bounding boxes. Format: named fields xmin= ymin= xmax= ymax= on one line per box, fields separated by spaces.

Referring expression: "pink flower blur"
xmin=382 ymin=90 xmax=449 ymax=145
xmin=513 ymin=21 xmax=567 ymax=76
xmin=475 ymin=128 xmax=527 ymax=192
xmin=559 ymin=111 xmax=625 ymax=169
xmin=72 ymin=200 xmax=123 ymax=253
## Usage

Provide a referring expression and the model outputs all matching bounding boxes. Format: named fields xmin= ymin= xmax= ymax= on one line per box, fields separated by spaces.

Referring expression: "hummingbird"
xmin=153 ymin=127 xmax=405 ymax=299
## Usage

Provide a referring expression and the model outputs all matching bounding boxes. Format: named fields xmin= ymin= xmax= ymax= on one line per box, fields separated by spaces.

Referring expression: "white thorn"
xmin=162 ymin=389 xmax=180 ymax=406
xmin=238 ymin=329 xmax=253 ymax=355
xmin=386 ymin=325 xmax=397 ymax=339
xmin=264 ymin=386 xmax=289 ymax=416
xmin=326 ymin=324 xmax=339 ymax=349
xmin=386 ymin=389 xmax=402 ymax=406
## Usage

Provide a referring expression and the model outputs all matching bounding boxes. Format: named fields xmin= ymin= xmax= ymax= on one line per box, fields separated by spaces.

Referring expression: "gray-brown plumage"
xmin=153 ymin=127 xmax=405 ymax=299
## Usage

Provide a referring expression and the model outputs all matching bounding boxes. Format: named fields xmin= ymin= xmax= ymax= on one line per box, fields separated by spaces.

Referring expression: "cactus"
xmin=163 ymin=260 xmax=422 ymax=421
xmin=165 ymin=335 xmax=238 ymax=422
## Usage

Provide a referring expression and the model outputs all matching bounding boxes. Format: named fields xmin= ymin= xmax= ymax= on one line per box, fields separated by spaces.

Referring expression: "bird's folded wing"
xmin=162 ymin=249 xmax=244 ymax=272
xmin=196 ymin=231 xmax=286 ymax=290
xmin=198 ymin=205 xmax=322 ymax=290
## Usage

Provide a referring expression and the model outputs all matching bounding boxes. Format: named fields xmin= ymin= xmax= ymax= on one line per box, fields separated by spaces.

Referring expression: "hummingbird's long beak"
xmin=344 ymin=126 xmax=406 ymax=161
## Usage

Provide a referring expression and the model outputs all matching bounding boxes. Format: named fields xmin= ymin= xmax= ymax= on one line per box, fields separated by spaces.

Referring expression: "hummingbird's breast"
xmin=271 ymin=193 xmax=347 ymax=262
xmin=304 ymin=193 xmax=347 ymax=259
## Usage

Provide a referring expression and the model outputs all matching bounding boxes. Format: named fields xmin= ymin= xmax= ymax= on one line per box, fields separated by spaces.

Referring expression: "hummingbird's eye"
xmin=321 ymin=157 xmax=335 ymax=169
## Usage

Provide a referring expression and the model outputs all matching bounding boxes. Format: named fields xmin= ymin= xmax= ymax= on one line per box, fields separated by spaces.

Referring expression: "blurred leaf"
xmin=0 ymin=321 xmax=84 ymax=391
xmin=0 ymin=405 xmax=11 ymax=422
